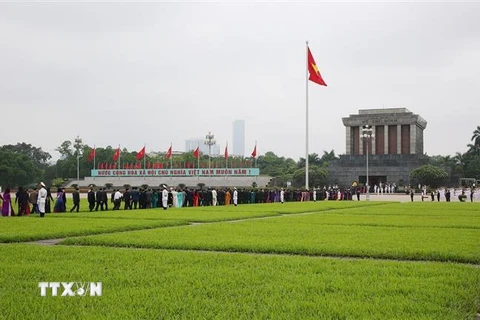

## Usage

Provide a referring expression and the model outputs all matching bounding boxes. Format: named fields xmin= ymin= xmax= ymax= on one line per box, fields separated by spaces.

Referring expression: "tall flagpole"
xmin=169 ymin=143 xmax=173 ymax=181
xmin=143 ymin=143 xmax=146 ymax=178
xmin=93 ymin=144 xmax=96 ymax=181
xmin=305 ymin=40 xmax=309 ymax=191
xmin=197 ymin=143 xmax=200 ymax=170
xmin=255 ymin=140 xmax=258 ymax=168
xmin=118 ymin=144 xmax=121 ymax=170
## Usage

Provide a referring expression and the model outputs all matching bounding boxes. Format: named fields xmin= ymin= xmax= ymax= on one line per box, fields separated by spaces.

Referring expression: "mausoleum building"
xmin=328 ymin=108 xmax=429 ymax=187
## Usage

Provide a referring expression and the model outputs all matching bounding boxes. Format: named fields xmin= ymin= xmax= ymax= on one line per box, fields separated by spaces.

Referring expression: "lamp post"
xmin=204 ymin=131 xmax=216 ymax=170
xmin=74 ymin=136 xmax=83 ymax=182
xmin=361 ymin=125 xmax=374 ymax=201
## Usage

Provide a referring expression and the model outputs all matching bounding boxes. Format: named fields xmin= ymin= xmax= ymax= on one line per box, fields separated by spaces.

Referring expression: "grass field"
xmin=1 ymin=201 xmax=479 ymax=319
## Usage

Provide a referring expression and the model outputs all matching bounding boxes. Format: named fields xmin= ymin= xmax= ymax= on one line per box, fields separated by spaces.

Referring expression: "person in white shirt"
xmin=233 ymin=187 xmax=238 ymax=206
xmin=280 ymin=188 xmax=285 ymax=204
xmin=212 ymin=188 xmax=217 ymax=206
xmin=113 ymin=190 xmax=122 ymax=210
xmin=162 ymin=185 xmax=169 ymax=210
xmin=313 ymin=189 xmax=317 ymax=202
xmin=37 ymin=182 xmax=47 ymax=218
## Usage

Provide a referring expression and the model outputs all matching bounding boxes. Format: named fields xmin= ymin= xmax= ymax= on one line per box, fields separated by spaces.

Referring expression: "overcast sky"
xmin=1 ymin=2 xmax=479 ymax=161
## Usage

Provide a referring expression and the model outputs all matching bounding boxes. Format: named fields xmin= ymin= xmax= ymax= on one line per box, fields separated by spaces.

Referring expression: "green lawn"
xmin=0 ymin=217 xmax=186 ymax=242
xmin=1 ymin=201 xmax=479 ymax=318
xmin=62 ymin=216 xmax=480 ymax=263
xmin=46 ymin=200 xmax=385 ymax=221
xmin=0 ymin=245 xmax=478 ymax=320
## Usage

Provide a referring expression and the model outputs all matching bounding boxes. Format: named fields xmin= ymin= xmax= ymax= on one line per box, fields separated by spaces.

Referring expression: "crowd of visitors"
xmin=0 ymin=182 xmax=477 ymax=217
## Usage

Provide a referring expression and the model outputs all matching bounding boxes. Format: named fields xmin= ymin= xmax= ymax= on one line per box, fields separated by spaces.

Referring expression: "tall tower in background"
xmin=232 ymin=120 xmax=245 ymax=157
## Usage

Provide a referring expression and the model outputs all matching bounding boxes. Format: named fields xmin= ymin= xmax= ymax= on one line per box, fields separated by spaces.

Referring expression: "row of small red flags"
xmin=88 ymin=144 xmax=258 ymax=162
xmin=98 ymin=161 xmax=255 ymax=170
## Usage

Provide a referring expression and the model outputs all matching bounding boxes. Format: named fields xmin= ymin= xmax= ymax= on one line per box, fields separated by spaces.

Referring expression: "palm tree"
xmin=453 ymin=152 xmax=465 ymax=167
xmin=471 ymin=126 xmax=480 ymax=146
xmin=467 ymin=143 xmax=480 ymax=155
xmin=321 ymin=150 xmax=339 ymax=163
xmin=453 ymin=152 xmax=465 ymax=177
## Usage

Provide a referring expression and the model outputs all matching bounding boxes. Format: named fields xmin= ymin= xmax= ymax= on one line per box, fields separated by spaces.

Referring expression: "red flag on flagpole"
xmin=224 ymin=145 xmax=228 ymax=160
xmin=166 ymin=145 xmax=172 ymax=159
xmin=88 ymin=147 xmax=95 ymax=162
xmin=251 ymin=144 xmax=257 ymax=158
xmin=113 ymin=148 xmax=121 ymax=162
xmin=193 ymin=146 xmax=200 ymax=159
xmin=307 ymin=46 xmax=327 ymax=86
xmin=136 ymin=146 xmax=146 ymax=161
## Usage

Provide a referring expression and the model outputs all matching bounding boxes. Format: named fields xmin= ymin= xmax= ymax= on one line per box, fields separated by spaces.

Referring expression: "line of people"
xmin=1 ymin=184 xmax=57 ymax=217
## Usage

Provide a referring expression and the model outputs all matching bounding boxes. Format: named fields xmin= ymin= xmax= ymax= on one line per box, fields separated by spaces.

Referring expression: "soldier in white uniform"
xmin=212 ymin=188 xmax=218 ymax=206
xmin=233 ymin=187 xmax=238 ymax=206
xmin=37 ymin=182 xmax=47 ymax=218
xmin=161 ymin=185 xmax=169 ymax=210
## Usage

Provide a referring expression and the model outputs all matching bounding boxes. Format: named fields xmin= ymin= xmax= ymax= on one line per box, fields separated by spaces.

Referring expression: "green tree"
xmin=0 ymin=149 xmax=43 ymax=187
xmin=56 ymin=141 xmax=73 ymax=159
xmin=409 ymin=164 xmax=448 ymax=187
xmin=257 ymin=151 xmax=296 ymax=177
xmin=320 ymin=150 xmax=338 ymax=163
xmin=0 ymin=143 xmax=51 ymax=168
xmin=292 ymin=165 xmax=327 ymax=188
xmin=471 ymin=125 xmax=480 ymax=146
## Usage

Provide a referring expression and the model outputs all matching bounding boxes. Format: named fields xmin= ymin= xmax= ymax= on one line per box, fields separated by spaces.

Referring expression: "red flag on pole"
xmin=251 ymin=144 xmax=257 ymax=158
xmin=113 ymin=148 xmax=121 ymax=162
xmin=136 ymin=146 xmax=146 ymax=161
xmin=307 ymin=46 xmax=327 ymax=86
xmin=166 ymin=145 xmax=172 ymax=159
xmin=224 ymin=144 xmax=228 ymax=160
xmin=193 ymin=146 xmax=200 ymax=159
xmin=88 ymin=147 xmax=95 ymax=162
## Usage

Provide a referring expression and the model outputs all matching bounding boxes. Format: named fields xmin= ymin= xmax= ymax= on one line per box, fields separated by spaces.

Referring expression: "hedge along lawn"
xmin=351 ymin=202 xmax=480 ymax=216
xmin=45 ymin=200 xmax=385 ymax=222
xmin=280 ymin=212 xmax=480 ymax=229
xmin=0 ymin=217 xmax=187 ymax=243
xmin=0 ymin=201 xmax=389 ymax=243
xmin=0 ymin=245 xmax=479 ymax=320
xmin=62 ymin=214 xmax=480 ymax=264
xmin=47 ymin=206 xmax=281 ymax=222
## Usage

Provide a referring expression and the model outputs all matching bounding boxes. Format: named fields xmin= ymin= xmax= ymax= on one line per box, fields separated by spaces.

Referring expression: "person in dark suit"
xmin=70 ymin=187 xmax=80 ymax=212
xmin=87 ymin=186 xmax=96 ymax=212
xmin=123 ymin=188 xmax=131 ymax=210
xmin=131 ymin=187 xmax=140 ymax=209
xmin=102 ymin=189 xmax=109 ymax=211
xmin=95 ymin=188 xmax=104 ymax=211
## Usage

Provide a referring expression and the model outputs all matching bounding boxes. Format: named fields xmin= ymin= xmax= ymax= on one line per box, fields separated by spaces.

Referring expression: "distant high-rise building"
xmin=185 ymin=139 xmax=220 ymax=156
xmin=232 ymin=120 xmax=245 ymax=157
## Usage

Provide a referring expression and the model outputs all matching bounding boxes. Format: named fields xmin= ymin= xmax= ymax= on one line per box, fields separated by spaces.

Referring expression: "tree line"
xmin=0 ymin=126 xmax=479 ymax=189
